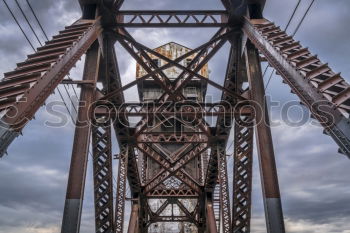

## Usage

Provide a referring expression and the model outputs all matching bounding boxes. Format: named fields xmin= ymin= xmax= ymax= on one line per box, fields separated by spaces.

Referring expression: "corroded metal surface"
xmin=2 ymin=1 xmax=350 ymax=233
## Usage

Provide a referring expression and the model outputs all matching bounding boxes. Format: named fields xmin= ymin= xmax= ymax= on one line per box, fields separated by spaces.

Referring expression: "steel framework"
xmin=0 ymin=0 xmax=349 ymax=233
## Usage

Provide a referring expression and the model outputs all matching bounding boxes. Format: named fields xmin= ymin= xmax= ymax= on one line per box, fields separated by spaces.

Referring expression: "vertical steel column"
xmin=127 ymin=202 xmax=139 ymax=233
xmin=207 ymin=198 xmax=218 ymax=233
xmin=138 ymin=195 xmax=147 ymax=233
xmin=92 ymin=122 xmax=115 ymax=233
xmin=244 ymin=42 xmax=285 ymax=233
xmin=115 ymin=144 xmax=129 ymax=233
xmin=232 ymin=116 xmax=254 ymax=233
xmin=61 ymin=42 xmax=101 ymax=233
xmin=217 ymin=145 xmax=232 ymax=233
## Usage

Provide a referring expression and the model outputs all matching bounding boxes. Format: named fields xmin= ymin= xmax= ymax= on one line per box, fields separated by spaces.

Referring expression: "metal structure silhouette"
xmin=0 ymin=0 xmax=349 ymax=233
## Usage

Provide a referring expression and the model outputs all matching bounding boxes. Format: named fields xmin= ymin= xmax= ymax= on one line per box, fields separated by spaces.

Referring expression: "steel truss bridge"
xmin=0 ymin=0 xmax=349 ymax=233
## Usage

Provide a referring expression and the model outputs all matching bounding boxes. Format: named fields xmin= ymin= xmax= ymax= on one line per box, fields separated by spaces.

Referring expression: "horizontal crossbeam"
xmin=116 ymin=10 xmax=228 ymax=27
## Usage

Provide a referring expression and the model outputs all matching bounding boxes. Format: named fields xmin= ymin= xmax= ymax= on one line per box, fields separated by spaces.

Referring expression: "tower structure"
xmin=0 ymin=1 xmax=349 ymax=233
xmin=136 ymin=42 xmax=209 ymax=233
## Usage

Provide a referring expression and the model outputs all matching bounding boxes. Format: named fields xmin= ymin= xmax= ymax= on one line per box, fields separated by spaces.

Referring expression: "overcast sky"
xmin=0 ymin=0 xmax=350 ymax=233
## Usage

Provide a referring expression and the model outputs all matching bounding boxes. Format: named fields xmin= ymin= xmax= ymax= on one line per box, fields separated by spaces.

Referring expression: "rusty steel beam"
xmin=217 ymin=145 xmax=232 ymax=233
xmin=116 ymin=28 xmax=174 ymax=97
xmin=137 ymin=143 xmax=202 ymax=194
xmin=134 ymin=109 xmax=211 ymax=144
xmin=207 ymin=199 xmax=218 ymax=233
xmin=232 ymin=115 xmax=254 ymax=233
xmin=115 ymin=145 xmax=129 ymax=233
xmin=205 ymin=37 xmax=245 ymax=194
xmin=93 ymin=101 xmax=252 ymax=118
xmin=61 ymin=42 xmax=101 ymax=233
xmin=116 ymin=41 xmax=174 ymax=99
xmin=147 ymin=197 xmax=200 ymax=226
xmin=176 ymin=199 xmax=197 ymax=217
xmin=221 ymin=34 xmax=255 ymax=233
xmin=148 ymin=217 xmax=195 ymax=223
xmin=102 ymin=38 xmax=125 ymax=105
xmin=244 ymin=42 xmax=285 ymax=233
xmin=154 ymin=199 xmax=170 ymax=216
xmin=127 ymin=202 xmax=139 ymax=233
xmin=101 ymin=38 xmax=141 ymax=195
xmin=138 ymin=196 xmax=147 ymax=232
xmin=0 ymin=19 xmax=102 ymax=157
xmin=116 ymin=10 xmax=229 ymax=27
xmin=92 ymin=121 xmax=115 ymax=233
xmin=61 ymin=79 xmax=96 ymax=85
xmin=143 ymin=144 xmax=209 ymax=194
xmin=136 ymin=144 xmax=172 ymax=170
xmin=95 ymin=110 xmax=248 ymax=117
xmin=146 ymin=189 xmax=198 ymax=198
xmin=243 ymin=18 xmax=350 ymax=157
xmin=101 ymin=31 xmax=231 ymax=101
xmin=138 ymin=133 xmax=208 ymax=143
xmin=205 ymin=148 xmax=219 ymax=193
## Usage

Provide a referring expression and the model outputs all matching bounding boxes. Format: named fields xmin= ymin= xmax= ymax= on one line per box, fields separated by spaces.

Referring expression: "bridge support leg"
xmin=128 ymin=202 xmax=139 ymax=233
xmin=207 ymin=198 xmax=218 ymax=233
xmin=61 ymin=42 xmax=100 ymax=233
xmin=138 ymin=195 xmax=147 ymax=233
xmin=244 ymin=42 xmax=285 ymax=233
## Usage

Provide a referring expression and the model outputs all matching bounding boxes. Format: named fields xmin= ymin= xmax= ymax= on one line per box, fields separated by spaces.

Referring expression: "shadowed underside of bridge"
xmin=0 ymin=0 xmax=349 ymax=233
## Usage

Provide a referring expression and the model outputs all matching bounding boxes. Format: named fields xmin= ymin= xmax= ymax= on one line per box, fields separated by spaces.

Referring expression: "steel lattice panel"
xmin=217 ymin=145 xmax=232 ymax=233
xmin=92 ymin=123 xmax=115 ymax=233
xmin=115 ymin=145 xmax=129 ymax=233
xmin=232 ymin=116 xmax=254 ymax=233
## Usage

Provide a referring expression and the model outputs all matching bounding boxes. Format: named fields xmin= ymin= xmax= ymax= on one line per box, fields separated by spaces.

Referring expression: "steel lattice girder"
xmin=204 ymin=37 xmax=246 ymax=192
xmin=100 ymin=36 xmax=141 ymax=195
xmin=92 ymin=122 xmax=115 ymax=233
xmin=0 ymin=19 xmax=102 ymax=157
xmin=242 ymin=18 xmax=350 ymax=157
xmin=115 ymin=145 xmax=129 ymax=233
xmin=98 ymin=37 xmax=143 ymax=233
xmin=217 ymin=145 xmax=232 ymax=233
xmin=93 ymin=102 xmax=252 ymax=119
xmin=232 ymin=116 xmax=254 ymax=232
xmin=146 ymin=189 xmax=198 ymax=198
xmin=116 ymin=10 xmax=229 ymax=27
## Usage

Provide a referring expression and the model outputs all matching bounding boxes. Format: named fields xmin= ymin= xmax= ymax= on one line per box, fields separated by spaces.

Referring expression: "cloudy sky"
xmin=0 ymin=0 xmax=350 ymax=233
